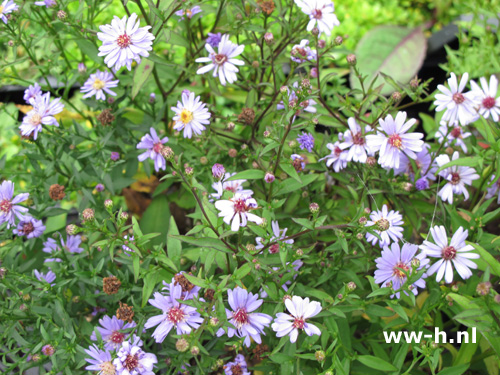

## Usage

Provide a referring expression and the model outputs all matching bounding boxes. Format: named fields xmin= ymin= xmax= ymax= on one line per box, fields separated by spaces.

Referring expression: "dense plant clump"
xmin=0 ymin=0 xmax=500 ymax=374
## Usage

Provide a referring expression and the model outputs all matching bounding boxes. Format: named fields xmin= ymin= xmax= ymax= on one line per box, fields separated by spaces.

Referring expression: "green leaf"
xmin=436 ymin=156 xmax=481 ymax=173
xmin=225 ymin=169 xmax=265 ymax=181
xmin=350 ymin=26 xmax=427 ymax=96
xmin=471 ymin=242 xmax=500 ymax=277
xmin=437 ymin=364 xmax=469 ymax=375
xmin=167 ymin=217 xmax=182 ymax=268
xmin=233 ymin=263 xmax=252 ymax=280
xmin=132 ymin=59 xmax=155 ymax=100
xmin=169 ymin=235 xmax=233 ymax=253
xmin=140 ymin=195 xmax=171 ymax=246
xmin=75 ymin=38 xmax=100 ymax=64
xmin=142 ymin=271 xmax=158 ymax=307
xmin=357 ymin=355 xmax=397 ymax=371
xmin=280 ymin=163 xmax=301 ymax=182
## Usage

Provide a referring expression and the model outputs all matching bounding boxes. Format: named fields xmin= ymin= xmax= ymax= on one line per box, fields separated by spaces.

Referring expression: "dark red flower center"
xmin=312 ymin=8 xmax=322 ymax=19
xmin=352 ymin=132 xmax=365 ymax=145
xmin=450 ymin=127 xmax=462 ymax=139
xmin=124 ymin=354 xmax=139 ymax=371
xmin=442 ymin=246 xmax=457 ymax=261
xmin=225 ymin=186 xmax=238 ymax=193
xmin=0 ymin=199 xmax=12 ymax=213
xmin=452 ymin=92 xmax=465 ymax=104
xmin=393 ymin=262 xmax=410 ymax=279
xmin=482 ymin=96 xmax=496 ymax=109
xmin=293 ymin=317 xmax=305 ymax=329
xmin=233 ymin=308 xmax=249 ymax=325
xmin=117 ymin=34 xmax=132 ymax=49
xmin=233 ymin=198 xmax=248 ymax=213
xmin=214 ymin=54 xmax=227 ymax=65
xmin=388 ymin=134 xmax=403 ymax=149
xmin=269 ymin=244 xmax=279 ymax=254
xmin=167 ymin=306 xmax=185 ymax=324
xmin=230 ymin=364 xmax=243 ymax=375
xmin=22 ymin=222 xmax=34 ymax=235
xmin=295 ymin=47 xmax=308 ymax=57
xmin=110 ymin=331 xmax=125 ymax=344
xmin=292 ymin=158 xmax=304 ymax=172
xmin=450 ymin=172 xmax=461 ymax=185
xmin=153 ymin=142 xmax=163 ymax=154
xmin=334 ymin=146 xmax=342 ymax=156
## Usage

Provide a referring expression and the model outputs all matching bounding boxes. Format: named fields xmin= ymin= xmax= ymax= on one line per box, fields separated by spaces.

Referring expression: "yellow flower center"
xmin=30 ymin=113 xmax=42 ymax=126
xmin=179 ymin=109 xmax=193 ymax=124
xmin=93 ymin=79 xmax=105 ymax=90
xmin=186 ymin=9 xmax=192 ymax=17
xmin=0 ymin=5 xmax=5 ymax=14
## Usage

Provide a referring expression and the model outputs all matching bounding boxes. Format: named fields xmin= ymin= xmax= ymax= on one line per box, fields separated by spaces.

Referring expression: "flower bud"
xmin=283 ymin=295 xmax=292 ymax=302
xmin=228 ymin=148 xmax=237 ymax=158
xmin=200 ymin=156 xmax=208 ymax=165
xmin=57 ymin=10 xmax=67 ymax=20
xmin=111 ymin=152 xmax=120 ymax=161
xmin=296 ymin=248 xmax=303 ymax=256
xmin=78 ymin=63 xmax=86 ymax=73
xmin=346 ymin=54 xmax=356 ymax=65
xmin=95 ymin=183 xmax=105 ymax=192
xmin=264 ymin=32 xmax=274 ymax=45
xmin=477 ymin=281 xmax=492 ymax=296
xmin=66 ymin=224 xmax=78 ymax=235
xmin=104 ymin=199 xmax=113 ymax=209
xmin=227 ymin=122 xmax=235 ymax=131
xmin=209 ymin=317 xmax=219 ymax=326
xmin=366 ymin=156 xmax=377 ymax=167
xmin=315 ymin=350 xmax=326 ymax=362
xmin=246 ymin=243 xmax=256 ymax=252
xmin=42 ymin=345 xmax=55 ymax=356
xmin=410 ymin=76 xmax=420 ymax=90
xmin=185 ymin=166 xmax=194 ymax=176
xmin=347 ymin=281 xmax=357 ymax=291
xmin=120 ymin=212 xmax=129 ymax=221
xmin=176 ymin=338 xmax=189 ymax=352
xmin=280 ymin=86 xmax=288 ymax=94
xmin=252 ymin=61 xmax=259 ymax=69
xmin=318 ymin=39 xmax=326 ymax=48
xmin=82 ymin=208 xmax=95 ymax=222
xmin=494 ymin=295 xmax=500 ymax=304
xmin=264 ymin=172 xmax=275 ymax=183
xmin=190 ymin=346 xmax=200 ymax=356
xmin=309 ymin=202 xmax=319 ymax=214
xmin=149 ymin=93 xmax=156 ymax=104
xmin=259 ymin=218 xmax=267 ymax=228
xmin=358 ymin=217 xmax=367 ymax=225
xmin=334 ymin=36 xmax=343 ymax=45
xmin=0 ymin=267 xmax=7 ymax=279
xmin=161 ymin=146 xmax=174 ymax=161
xmin=212 ymin=164 xmax=225 ymax=180
xmin=391 ymin=91 xmax=402 ymax=101
xmin=311 ymin=27 xmax=319 ymax=36
xmin=263 ymin=130 xmax=271 ymax=138
xmin=411 ymin=257 xmax=420 ymax=269
xmin=310 ymin=67 xmax=318 ymax=78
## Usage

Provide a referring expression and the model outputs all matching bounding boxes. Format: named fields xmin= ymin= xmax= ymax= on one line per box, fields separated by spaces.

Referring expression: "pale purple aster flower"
xmin=90 ymin=315 xmax=137 ymax=350
xmin=215 ymin=193 xmax=262 ymax=232
xmin=206 ymin=32 xmax=222 ymax=48
xmin=224 ymin=354 xmax=250 ymax=375
xmin=435 ymin=151 xmax=479 ymax=204
xmin=78 ymin=62 xmax=87 ymax=73
xmin=144 ymin=283 xmax=203 ymax=343
xmin=216 ymin=287 xmax=272 ymax=347
xmin=271 ymin=296 xmax=322 ymax=343
xmin=92 ymin=306 xmax=107 ymax=317
xmin=339 ymin=117 xmax=373 ymax=163
xmin=95 ymin=183 xmax=105 ymax=192
xmin=61 ymin=234 xmax=84 ymax=253
xmin=196 ymin=34 xmax=245 ymax=86
xmin=136 ymin=127 xmax=169 ymax=172
xmin=295 ymin=0 xmax=340 ymax=36
xmin=434 ymin=72 xmax=478 ymax=126
xmin=320 ymin=141 xmax=348 ymax=172
xmin=374 ymin=243 xmax=429 ymax=298
xmin=297 ymin=132 xmax=314 ymax=152
xmin=277 ymin=82 xmax=317 ymax=121
xmin=113 ymin=336 xmax=157 ymax=375
xmin=23 ymin=83 xmax=42 ymax=103
xmin=365 ymin=204 xmax=404 ymax=248
xmin=366 ymin=112 xmax=424 ymax=169
xmin=97 ymin=13 xmax=155 ymax=71
xmin=210 ymin=172 xmax=253 ymax=201
xmin=0 ymin=180 xmax=29 ymax=228
xmin=171 ymin=91 xmax=211 ymax=138
xmin=420 ymin=226 xmax=479 ymax=283
xmin=20 ymin=92 xmax=64 ymax=140
xmin=13 ymin=216 xmax=45 ymax=238
xmin=81 ymin=70 xmax=119 ymax=101
xmin=415 ymin=177 xmax=429 ymax=191
xmin=0 ymin=0 xmax=18 ymax=24
xmin=122 ymin=235 xmax=135 ymax=255
xmin=256 ymin=220 xmax=294 ymax=253
xmin=470 ymin=75 xmax=500 ymax=122
xmin=34 ymin=269 xmax=56 ymax=285
xmin=393 ymin=144 xmax=436 ymax=182
xmin=435 ymin=124 xmax=471 ymax=153
xmin=291 ymin=154 xmax=306 ymax=172
xmin=290 ymin=39 xmax=317 ymax=63
xmin=212 ymin=163 xmax=225 ymax=180
xmin=111 ymin=152 xmax=120 ymax=161
xmin=486 ymin=175 xmax=500 ymax=204
xmin=175 ymin=6 xmax=201 ymax=20
xmin=42 ymin=237 xmax=62 ymax=263
xmin=84 ymin=345 xmax=116 ymax=375
xmin=35 ymin=0 xmax=56 ymax=7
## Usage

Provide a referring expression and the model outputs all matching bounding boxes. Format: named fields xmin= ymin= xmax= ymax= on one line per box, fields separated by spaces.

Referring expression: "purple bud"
xmin=78 ymin=63 xmax=86 ymax=73
xmin=212 ymin=163 xmax=225 ymax=181
xmin=149 ymin=93 xmax=156 ymax=104
xmin=95 ymin=184 xmax=105 ymax=192
xmin=264 ymin=172 xmax=275 ymax=183
xmin=110 ymin=152 xmax=120 ymax=161
xmin=310 ymin=67 xmax=318 ymax=78
xmin=415 ymin=178 xmax=429 ymax=191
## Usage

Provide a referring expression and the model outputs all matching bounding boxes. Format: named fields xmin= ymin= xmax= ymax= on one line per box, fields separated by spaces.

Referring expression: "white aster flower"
xmin=195 ymin=34 xmax=244 ymax=86
xmin=20 ymin=92 xmax=64 ymax=140
xmin=0 ymin=0 xmax=18 ymax=24
xmin=171 ymin=91 xmax=211 ymax=138
xmin=80 ymin=70 xmax=119 ymax=101
xmin=470 ymin=75 xmax=500 ymax=122
xmin=435 ymin=124 xmax=471 ymax=153
xmin=485 ymin=175 xmax=500 ymax=204
xmin=271 ymin=296 xmax=322 ymax=343
xmin=295 ymin=0 xmax=340 ymax=36
xmin=420 ymin=226 xmax=479 ymax=283
xmin=290 ymin=39 xmax=317 ymax=63
xmin=97 ymin=13 xmax=155 ymax=71
xmin=339 ymin=117 xmax=374 ymax=163
xmin=365 ymin=204 xmax=404 ymax=248
xmin=210 ymin=172 xmax=253 ymax=201
xmin=366 ymin=111 xmax=424 ymax=169
xmin=435 ymin=151 xmax=479 ymax=204
xmin=320 ymin=140 xmax=348 ymax=172
xmin=434 ymin=72 xmax=478 ymax=126
xmin=215 ymin=193 xmax=262 ymax=232
xmin=255 ymin=220 xmax=294 ymax=253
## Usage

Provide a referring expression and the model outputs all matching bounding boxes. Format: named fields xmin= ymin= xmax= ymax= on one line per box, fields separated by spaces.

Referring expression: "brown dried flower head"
xmin=49 ymin=184 xmax=66 ymax=201
xmin=97 ymin=108 xmax=115 ymax=126
xmin=257 ymin=0 xmax=275 ymax=15
xmin=238 ymin=107 xmax=255 ymax=125
xmin=174 ymin=273 xmax=195 ymax=293
xmin=116 ymin=302 xmax=134 ymax=322
xmin=103 ymin=276 xmax=121 ymax=295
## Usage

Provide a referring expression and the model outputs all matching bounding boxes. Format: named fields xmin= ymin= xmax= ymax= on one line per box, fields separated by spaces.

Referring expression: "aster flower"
xmin=90 ymin=315 xmax=137 ymax=350
xmin=97 ymin=13 xmax=155 ymax=71
xmin=13 ymin=216 xmax=45 ymax=238
xmin=111 ymin=152 xmax=120 ymax=161
xmin=470 ymin=75 xmax=500 ymax=122
xmin=84 ymin=345 xmax=116 ymax=375
xmin=35 ymin=0 xmax=56 ymax=7
xmin=393 ymin=144 xmax=436 ymax=182
xmin=206 ymin=32 xmax=222 ymax=48
xmin=365 ymin=204 xmax=404 ymax=248
xmin=215 ymin=193 xmax=262 ymax=232
xmin=297 ymin=132 xmax=315 ymax=152
xmin=320 ymin=141 xmax=348 ymax=172
xmin=23 ymin=82 xmax=42 ymax=103
xmin=374 ymin=243 xmax=429 ymax=298
xmin=434 ymin=72 xmax=478 ymax=126
xmin=366 ymin=112 xmax=424 ymax=169
xmin=210 ymin=173 xmax=253 ymax=201
xmin=34 ymin=269 xmax=56 ymax=286
xmin=256 ymin=220 xmax=294 ymax=253
xmin=81 ymin=70 xmax=119 ymax=101
xmin=171 ymin=91 xmax=211 ymax=138
xmin=290 ymin=39 xmax=317 ymax=63
xmin=113 ymin=337 xmax=157 ymax=375
xmin=175 ymin=6 xmax=201 ymax=20
xmin=291 ymin=154 xmax=306 ymax=172
xmin=277 ymin=82 xmax=317 ymax=121
xmin=435 ymin=124 xmax=471 ymax=153
xmin=0 ymin=180 xmax=29 ymax=228
xmin=485 ymin=175 xmax=500 ymax=204
xmin=271 ymin=296 xmax=322 ymax=343
xmin=144 ymin=283 xmax=203 ymax=343
xmin=62 ymin=234 xmax=84 ymax=253
xmin=42 ymin=238 xmax=62 ymax=263
xmin=212 ymin=163 xmax=226 ymax=180
xmin=339 ymin=117 xmax=373 ymax=163
xmin=216 ymin=287 xmax=272 ymax=347
xmin=20 ymin=92 xmax=64 ymax=140
xmin=136 ymin=127 xmax=169 ymax=172
xmin=224 ymin=354 xmax=251 ymax=375
xmin=435 ymin=151 xmax=479 ymax=204
xmin=295 ymin=0 xmax=340 ymax=36
xmin=196 ymin=34 xmax=245 ymax=86
xmin=0 ymin=0 xmax=18 ymax=24
xmin=420 ymin=226 xmax=479 ymax=283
